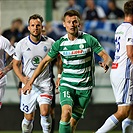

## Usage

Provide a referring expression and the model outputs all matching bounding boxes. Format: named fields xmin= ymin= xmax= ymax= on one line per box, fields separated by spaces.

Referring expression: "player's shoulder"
xmin=0 ymin=35 xmax=10 ymax=43
xmin=79 ymin=31 xmax=95 ymax=40
xmin=55 ymin=34 xmax=68 ymax=44
xmin=42 ymin=35 xmax=55 ymax=44
xmin=118 ymin=22 xmax=132 ymax=30
xmin=18 ymin=36 xmax=28 ymax=43
xmin=0 ymin=35 xmax=11 ymax=49
xmin=16 ymin=36 xmax=28 ymax=48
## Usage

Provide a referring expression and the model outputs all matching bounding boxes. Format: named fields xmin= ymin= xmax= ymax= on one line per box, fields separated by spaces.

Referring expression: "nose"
xmin=72 ymin=21 xmax=75 ymax=26
xmin=35 ymin=25 xmax=38 ymax=29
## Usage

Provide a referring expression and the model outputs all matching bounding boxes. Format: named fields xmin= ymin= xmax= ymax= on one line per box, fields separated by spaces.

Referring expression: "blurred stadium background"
xmin=0 ymin=0 xmax=127 ymax=132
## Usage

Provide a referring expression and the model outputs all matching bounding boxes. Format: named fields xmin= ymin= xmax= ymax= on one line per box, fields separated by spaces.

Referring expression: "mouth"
xmin=70 ymin=28 xmax=75 ymax=31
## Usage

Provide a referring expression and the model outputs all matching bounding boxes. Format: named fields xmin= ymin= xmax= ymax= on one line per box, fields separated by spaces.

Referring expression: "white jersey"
xmin=13 ymin=36 xmax=55 ymax=88
xmin=110 ymin=23 xmax=133 ymax=104
xmin=111 ymin=22 xmax=133 ymax=79
xmin=0 ymin=35 xmax=14 ymax=86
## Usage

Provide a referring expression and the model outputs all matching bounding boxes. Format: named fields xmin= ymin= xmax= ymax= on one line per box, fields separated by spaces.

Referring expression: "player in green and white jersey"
xmin=22 ymin=10 xmax=112 ymax=133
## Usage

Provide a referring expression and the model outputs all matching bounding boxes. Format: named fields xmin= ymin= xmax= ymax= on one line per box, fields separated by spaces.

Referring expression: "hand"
xmin=55 ymin=88 xmax=60 ymax=94
xmin=55 ymin=78 xmax=60 ymax=94
xmin=22 ymin=81 xmax=32 ymax=95
xmin=99 ymin=62 xmax=109 ymax=73
xmin=56 ymin=78 xmax=60 ymax=88
xmin=22 ymin=76 xmax=30 ymax=85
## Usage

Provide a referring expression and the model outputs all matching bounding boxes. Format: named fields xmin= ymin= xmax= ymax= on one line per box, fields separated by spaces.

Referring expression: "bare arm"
xmin=57 ymin=54 xmax=63 ymax=75
xmin=22 ymin=55 xmax=53 ymax=94
xmin=13 ymin=59 xmax=29 ymax=84
xmin=98 ymin=50 xmax=112 ymax=73
xmin=127 ymin=45 xmax=133 ymax=64
xmin=55 ymin=55 xmax=63 ymax=93
xmin=0 ymin=60 xmax=13 ymax=79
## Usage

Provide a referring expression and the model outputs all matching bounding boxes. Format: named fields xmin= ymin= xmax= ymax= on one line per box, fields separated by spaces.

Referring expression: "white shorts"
xmin=20 ymin=85 xmax=53 ymax=114
xmin=0 ymin=84 xmax=6 ymax=108
xmin=110 ymin=73 xmax=133 ymax=105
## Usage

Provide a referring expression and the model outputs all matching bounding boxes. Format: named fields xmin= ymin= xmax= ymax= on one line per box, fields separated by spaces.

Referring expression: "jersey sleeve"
xmin=2 ymin=37 xmax=14 ymax=56
xmin=48 ymin=40 xmax=60 ymax=59
xmin=90 ymin=35 xmax=104 ymax=54
xmin=13 ymin=42 xmax=22 ymax=61
xmin=126 ymin=26 xmax=133 ymax=46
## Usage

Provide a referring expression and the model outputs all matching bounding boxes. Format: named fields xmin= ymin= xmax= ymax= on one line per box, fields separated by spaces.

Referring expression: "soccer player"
xmin=13 ymin=14 xmax=55 ymax=133
xmin=96 ymin=0 xmax=133 ymax=132
xmin=22 ymin=10 xmax=112 ymax=133
xmin=0 ymin=35 xmax=14 ymax=108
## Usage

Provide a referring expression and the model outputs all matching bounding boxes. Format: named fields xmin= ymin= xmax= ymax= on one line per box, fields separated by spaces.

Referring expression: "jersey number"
xmin=115 ymin=36 xmax=121 ymax=53
xmin=63 ymin=91 xmax=70 ymax=98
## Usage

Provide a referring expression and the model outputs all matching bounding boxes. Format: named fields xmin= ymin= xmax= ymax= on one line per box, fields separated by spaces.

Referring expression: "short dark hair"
xmin=109 ymin=0 xmax=116 ymax=6
xmin=28 ymin=14 xmax=43 ymax=24
xmin=12 ymin=18 xmax=23 ymax=24
xmin=124 ymin=0 xmax=133 ymax=15
xmin=63 ymin=10 xmax=81 ymax=21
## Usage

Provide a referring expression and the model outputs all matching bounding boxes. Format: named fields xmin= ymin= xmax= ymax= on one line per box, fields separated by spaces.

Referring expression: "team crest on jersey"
xmin=31 ymin=56 xmax=43 ymax=67
xmin=44 ymin=46 xmax=47 ymax=52
xmin=79 ymin=44 xmax=84 ymax=49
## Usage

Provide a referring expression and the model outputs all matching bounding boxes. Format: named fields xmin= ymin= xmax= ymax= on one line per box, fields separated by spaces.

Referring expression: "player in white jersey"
xmin=96 ymin=1 xmax=133 ymax=133
xmin=0 ymin=35 xmax=14 ymax=109
xmin=13 ymin=14 xmax=55 ymax=133
xmin=22 ymin=10 xmax=112 ymax=133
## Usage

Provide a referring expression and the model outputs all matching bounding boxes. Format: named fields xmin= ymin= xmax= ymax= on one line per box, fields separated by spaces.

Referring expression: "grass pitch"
xmin=0 ymin=131 xmax=121 ymax=133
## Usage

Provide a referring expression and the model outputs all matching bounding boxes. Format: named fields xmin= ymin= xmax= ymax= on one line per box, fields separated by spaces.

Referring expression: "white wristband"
xmin=58 ymin=74 xmax=61 ymax=78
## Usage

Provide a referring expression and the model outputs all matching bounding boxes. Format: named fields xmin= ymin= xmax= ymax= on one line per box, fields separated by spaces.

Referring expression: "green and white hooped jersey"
xmin=48 ymin=31 xmax=103 ymax=90
xmin=13 ymin=35 xmax=55 ymax=88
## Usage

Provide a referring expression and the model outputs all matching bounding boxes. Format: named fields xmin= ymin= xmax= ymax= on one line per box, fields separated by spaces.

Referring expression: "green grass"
xmin=0 ymin=131 xmax=121 ymax=133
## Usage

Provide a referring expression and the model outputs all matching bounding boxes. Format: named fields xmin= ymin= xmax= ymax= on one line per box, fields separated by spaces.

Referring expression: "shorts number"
xmin=22 ymin=104 xmax=29 ymax=112
xmin=63 ymin=91 xmax=70 ymax=98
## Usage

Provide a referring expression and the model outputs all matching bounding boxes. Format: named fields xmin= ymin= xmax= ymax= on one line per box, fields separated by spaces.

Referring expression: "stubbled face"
xmin=28 ymin=18 xmax=42 ymax=38
xmin=63 ymin=15 xmax=80 ymax=36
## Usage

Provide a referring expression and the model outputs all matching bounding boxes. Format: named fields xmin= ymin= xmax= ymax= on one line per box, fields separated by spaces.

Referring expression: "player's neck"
xmin=30 ymin=34 xmax=41 ymax=43
xmin=68 ymin=32 xmax=78 ymax=41
xmin=124 ymin=16 xmax=133 ymax=25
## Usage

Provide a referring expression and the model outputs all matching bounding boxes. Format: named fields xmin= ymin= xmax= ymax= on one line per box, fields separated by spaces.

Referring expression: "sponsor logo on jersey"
xmin=44 ymin=46 xmax=47 ymax=52
xmin=115 ymin=31 xmax=124 ymax=35
xmin=63 ymin=49 xmax=83 ymax=56
xmin=128 ymin=38 xmax=133 ymax=43
xmin=62 ymin=48 xmax=90 ymax=56
xmin=31 ymin=56 xmax=43 ymax=67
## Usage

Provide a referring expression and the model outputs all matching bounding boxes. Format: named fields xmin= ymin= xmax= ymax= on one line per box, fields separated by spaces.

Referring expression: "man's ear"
xmin=63 ymin=22 xmax=66 ymax=27
xmin=28 ymin=26 xmax=30 ymax=31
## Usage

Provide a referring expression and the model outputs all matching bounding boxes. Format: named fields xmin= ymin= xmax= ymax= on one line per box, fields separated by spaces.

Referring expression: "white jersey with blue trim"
xmin=0 ymin=35 xmax=14 ymax=86
xmin=13 ymin=35 xmax=55 ymax=87
xmin=111 ymin=22 xmax=133 ymax=79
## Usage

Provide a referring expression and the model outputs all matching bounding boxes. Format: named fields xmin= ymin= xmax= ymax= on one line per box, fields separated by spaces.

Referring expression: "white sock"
xmin=96 ymin=115 xmax=119 ymax=133
xmin=22 ymin=117 xmax=33 ymax=133
xmin=122 ymin=118 xmax=133 ymax=133
xmin=40 ymin=115 xmax=52 ymax=133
